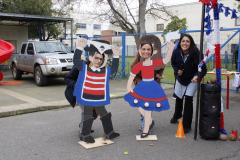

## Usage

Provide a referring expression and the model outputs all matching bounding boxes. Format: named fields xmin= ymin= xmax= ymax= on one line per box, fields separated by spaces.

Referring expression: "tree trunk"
xmin=133 ymin=0 xmax=147 ymax=45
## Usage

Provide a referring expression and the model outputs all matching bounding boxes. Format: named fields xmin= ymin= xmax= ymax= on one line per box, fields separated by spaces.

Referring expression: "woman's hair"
xmin=140 ymin=43 xmax=153 ymax=56
xmin=177 ymin=33 xmax=202 ymax=70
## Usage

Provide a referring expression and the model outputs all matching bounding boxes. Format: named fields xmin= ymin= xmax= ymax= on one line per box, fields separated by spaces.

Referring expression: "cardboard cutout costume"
xmin=73 ymin=37 xmax=120 ymax=143
xmin=124 ymin=35 xmax=174 ymax=138
xmin=124 ymin=35 xmax=172 ymax=112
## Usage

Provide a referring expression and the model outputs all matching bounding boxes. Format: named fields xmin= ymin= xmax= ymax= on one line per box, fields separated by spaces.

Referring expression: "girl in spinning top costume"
xmin=124 ymin=35 xmax=175 ymax=138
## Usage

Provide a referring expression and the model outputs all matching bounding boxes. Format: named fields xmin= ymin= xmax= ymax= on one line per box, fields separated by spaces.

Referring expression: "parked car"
xmin=10 ymin=41 xmax=74 ymax=86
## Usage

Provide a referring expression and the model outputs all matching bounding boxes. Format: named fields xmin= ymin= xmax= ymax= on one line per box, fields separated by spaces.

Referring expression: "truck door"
xmin=17 ymin=43 xmax=27 ymax=70
xmin=24 ymin=43 xmax=35 ymax=73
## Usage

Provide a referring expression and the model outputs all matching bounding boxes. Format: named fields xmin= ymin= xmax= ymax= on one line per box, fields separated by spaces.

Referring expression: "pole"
xmin=71 ymin=20 xmax=73 ymax=51
xmin=122 ymin=32 xmax=126 ymax=77
xmin=194 ymin=2 xmax=205 ymax=140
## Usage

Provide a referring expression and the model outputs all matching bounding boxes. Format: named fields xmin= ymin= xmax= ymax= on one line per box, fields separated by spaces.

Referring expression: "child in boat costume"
xmin=73 ymin=37 xmax=121 ymax=143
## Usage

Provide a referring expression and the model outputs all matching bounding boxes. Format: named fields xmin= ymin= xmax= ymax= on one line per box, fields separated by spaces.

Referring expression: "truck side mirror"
xmin=27 ymin=50 xmax=34 ymax=55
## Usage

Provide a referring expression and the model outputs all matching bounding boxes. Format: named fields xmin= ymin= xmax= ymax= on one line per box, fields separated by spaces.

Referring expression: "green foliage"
xmin=0 ymin=0 xmax=64 ymax=40
xmin=161 ymin=16 xmax=187 ymax=42
xmin=1 ymin=0 xmax=52 ymax=15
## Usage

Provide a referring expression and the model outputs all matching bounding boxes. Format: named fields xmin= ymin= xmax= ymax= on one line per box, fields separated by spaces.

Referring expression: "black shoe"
xmin=79 ymin=134 xmax=95 ymax=143
xmin=141 ymin=131 xmax=150 ymax=138
xmin=170 ymin=117 xmax=178 ymax=124
xmin=149 ymin=120 xmax=155 ymax=130
xmin=184 ymin=128 xmax=192 ymax=133
xmin=100 ymin=112 xmax=120 ymax=140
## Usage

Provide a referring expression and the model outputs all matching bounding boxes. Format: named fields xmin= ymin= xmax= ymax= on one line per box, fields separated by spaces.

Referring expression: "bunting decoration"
xmin=199 ymin=1 xmax=240 ymax=69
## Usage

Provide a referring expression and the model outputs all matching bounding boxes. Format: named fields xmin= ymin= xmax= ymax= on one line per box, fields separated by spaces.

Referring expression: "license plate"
xmin=66 ymin=65 xmax=73 ymax=69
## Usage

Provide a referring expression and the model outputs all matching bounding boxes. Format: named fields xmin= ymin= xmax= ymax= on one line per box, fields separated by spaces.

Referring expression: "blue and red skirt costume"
xmin=124 ymin=79 xmax=170 ymax=112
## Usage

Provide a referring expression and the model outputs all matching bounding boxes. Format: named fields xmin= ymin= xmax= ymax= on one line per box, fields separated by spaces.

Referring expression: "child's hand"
xmin=111 ymin=46 xmax=120 ymax=56
xmin=77 ymin=37 xmax=87 ymax=48
xmin=156 ymin=74 xmax=164 ymax=79
xmin=165 ymin=41 xmax=175 ymax=63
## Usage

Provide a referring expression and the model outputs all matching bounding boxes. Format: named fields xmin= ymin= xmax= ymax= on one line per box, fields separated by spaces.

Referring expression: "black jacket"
xmin=64 ymin=66 xmax=79 ymax=108
xmin=171 ymin=48 xmax=207 ymax=86
xmin=233 ymin=45 xmax=239 ymax=69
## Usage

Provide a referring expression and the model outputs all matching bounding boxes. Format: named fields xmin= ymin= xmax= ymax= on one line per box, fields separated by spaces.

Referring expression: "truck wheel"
xmin=35 ymin=66 xmax=48 ymax=86
xmin=12 ymin=64 xmax=22 ymax=80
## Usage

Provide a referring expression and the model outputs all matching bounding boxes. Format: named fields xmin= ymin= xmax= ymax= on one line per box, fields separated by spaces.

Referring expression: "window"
xmin=93 ymin=24 xmax=101 ymax=30
xmin=156 ymin=24 xmax=164 ymax=31
xmin=117 ymin=32 xmax=124 ymax=35
xmin=21 ymin=44 xmax=27 ymax=54
xmin=76 ymin=34 xmax=87 ymax=37
xmin=76 ymin=23 xmax=86 ymax=29
xmin=93 ymin=35 xmax=101 ymax=40
xmin=27 ymin=43 xmax=34 ymax=55
xmin=93 ymin=35 xmax=101 ymax=38
xmin=235 ymin=18 xmax=240 ymax=26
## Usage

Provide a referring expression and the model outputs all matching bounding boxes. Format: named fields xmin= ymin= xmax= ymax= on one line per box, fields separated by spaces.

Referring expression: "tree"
xmin=81 ymin=0 xmax=174 ymax=45
xmin=0 ymin=0 xmax=78 ymax=40
xmin=161 ymin=16 xmax=187 ymax=43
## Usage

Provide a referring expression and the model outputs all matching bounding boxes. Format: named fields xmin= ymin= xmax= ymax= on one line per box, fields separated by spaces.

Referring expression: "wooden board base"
xmin=78 ymin=137 xmax=114 ymax=149
xmin=136 ymin=135 xmax=158 ymax=141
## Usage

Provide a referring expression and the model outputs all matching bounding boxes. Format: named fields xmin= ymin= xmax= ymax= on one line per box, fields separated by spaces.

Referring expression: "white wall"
xmin=63 ymin=12 xmax=105 ymax=48
xmin=0 ymin=25 xmax=28 ymax=53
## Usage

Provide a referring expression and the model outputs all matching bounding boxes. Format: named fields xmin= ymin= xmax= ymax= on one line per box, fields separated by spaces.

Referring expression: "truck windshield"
xmin=35 ymin=42 xmax=70 ymax=53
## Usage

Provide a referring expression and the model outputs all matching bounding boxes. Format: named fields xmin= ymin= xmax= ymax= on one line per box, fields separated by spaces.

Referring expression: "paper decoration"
xmin=165 ymin=30 xmax=180 ymax=43
xmin=76 ymin=36 xmax=122 ymax=54
xmin=232 ymin=74 xmax=240 ymax=87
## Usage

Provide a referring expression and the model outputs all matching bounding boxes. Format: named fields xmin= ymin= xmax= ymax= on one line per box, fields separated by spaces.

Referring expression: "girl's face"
xmin=180 ymin=36 xmax=191 ymax=53
xmin=140 ymin=44 xmax=152 ymax=59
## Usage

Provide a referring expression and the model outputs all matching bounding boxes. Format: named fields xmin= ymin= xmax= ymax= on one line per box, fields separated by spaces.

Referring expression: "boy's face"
xmin=90 ymin=52 xmax=104 ymax=68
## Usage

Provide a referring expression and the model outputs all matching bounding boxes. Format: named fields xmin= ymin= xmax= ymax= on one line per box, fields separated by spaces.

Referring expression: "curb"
xmin=0 ymin=95 xmax=124 ymax=118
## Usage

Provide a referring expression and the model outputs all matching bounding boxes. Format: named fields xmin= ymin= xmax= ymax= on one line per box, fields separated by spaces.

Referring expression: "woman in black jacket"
xmin=170 ymin=33 xmax=207 ymax=133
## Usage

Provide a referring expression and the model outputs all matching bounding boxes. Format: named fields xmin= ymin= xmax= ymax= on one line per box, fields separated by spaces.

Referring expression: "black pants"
xmin=172 ymin=95 xmax=193 ymax=129
xmin=83 ymin=105 xmax=107 ymax=120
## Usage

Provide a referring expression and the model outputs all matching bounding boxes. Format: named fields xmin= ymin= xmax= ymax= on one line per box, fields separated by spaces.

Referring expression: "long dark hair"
xmin=177 ymin=33 xmax=202 ymax=70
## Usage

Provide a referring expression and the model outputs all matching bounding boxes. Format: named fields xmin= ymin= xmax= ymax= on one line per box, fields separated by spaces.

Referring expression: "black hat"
xmin=84 ymin=40 xmax=113 ymax=55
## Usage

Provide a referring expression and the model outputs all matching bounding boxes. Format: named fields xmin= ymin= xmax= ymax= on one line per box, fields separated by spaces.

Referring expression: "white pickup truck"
xmin=10 ymin=41 xmax=74 ymax=86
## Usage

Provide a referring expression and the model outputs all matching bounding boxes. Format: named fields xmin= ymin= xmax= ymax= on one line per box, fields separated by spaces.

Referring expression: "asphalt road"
xmin=1 ymin=90 xmax=240 ymax=160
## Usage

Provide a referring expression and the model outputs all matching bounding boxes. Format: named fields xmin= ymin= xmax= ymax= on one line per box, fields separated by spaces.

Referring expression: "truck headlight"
xmin=45 ymin=58 xmax=58 ymax=64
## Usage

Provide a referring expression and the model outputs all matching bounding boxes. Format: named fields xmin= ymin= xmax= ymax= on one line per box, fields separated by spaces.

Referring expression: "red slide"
xmin=0 ymin=39 xmax=15 ymax=81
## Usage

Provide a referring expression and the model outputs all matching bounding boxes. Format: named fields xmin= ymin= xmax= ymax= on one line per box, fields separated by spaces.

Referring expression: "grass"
xmin=119 ymin=56 xmax=237 ymax=83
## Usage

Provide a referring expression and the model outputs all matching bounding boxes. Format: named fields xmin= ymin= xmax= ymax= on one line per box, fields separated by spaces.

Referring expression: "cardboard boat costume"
xmin=73 ymin=39 xmax=120 ymax=143
xmin=73 ymin=41 xmax=119 ymax=106
xmin=124 ymin=59 xmax=170 ymax=112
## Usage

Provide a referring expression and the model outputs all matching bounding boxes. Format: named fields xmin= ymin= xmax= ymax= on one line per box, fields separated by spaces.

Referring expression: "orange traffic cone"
xmin=175 ymin=120 xmax=185 ymax=138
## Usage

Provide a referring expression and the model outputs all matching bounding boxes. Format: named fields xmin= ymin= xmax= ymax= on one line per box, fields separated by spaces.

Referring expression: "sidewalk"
xmin=0 ymin=71 xmax=174 ymax=118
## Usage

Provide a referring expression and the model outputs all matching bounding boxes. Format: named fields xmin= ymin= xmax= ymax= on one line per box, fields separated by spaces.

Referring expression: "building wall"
xmin=101 ymin=30 xmax=116 ymax=44
xmin=63 ymin=12 xmax=104 ymax=48
xmin=0 ymin=25 xmax=28 ymax=53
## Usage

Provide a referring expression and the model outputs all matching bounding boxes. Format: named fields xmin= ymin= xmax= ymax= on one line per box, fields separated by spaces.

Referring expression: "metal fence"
xmin=58 ymin=27 xmax=240 ymax=84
